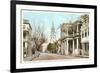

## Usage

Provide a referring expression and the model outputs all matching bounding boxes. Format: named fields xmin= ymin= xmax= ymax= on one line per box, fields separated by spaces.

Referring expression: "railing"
xmin=74 ymin=32 xmax=80 ymax=36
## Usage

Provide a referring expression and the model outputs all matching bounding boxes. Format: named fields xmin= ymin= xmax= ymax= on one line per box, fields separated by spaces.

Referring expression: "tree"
xmin=47 ymin=43 xmax=53 ymax=51
xmin=80 ymin=14 xmax=89 ymax=24
xmin=47 ymin=42 xmax=59 ymax=53
xmin=32 ymin=23 xmax=47 ymax=52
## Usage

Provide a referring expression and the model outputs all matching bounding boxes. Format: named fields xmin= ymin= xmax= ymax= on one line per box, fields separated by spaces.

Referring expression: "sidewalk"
xmin=74 ymin=55 xmax=89 ymax=58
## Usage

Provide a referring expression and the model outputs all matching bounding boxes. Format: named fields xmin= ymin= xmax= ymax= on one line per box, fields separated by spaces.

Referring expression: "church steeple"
xmin=50 ymin=20 xmax=56 ymax=43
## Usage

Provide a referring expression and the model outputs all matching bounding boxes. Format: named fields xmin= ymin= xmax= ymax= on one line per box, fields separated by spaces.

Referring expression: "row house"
xmin=80 ymin=14 xmax=89 ymax=56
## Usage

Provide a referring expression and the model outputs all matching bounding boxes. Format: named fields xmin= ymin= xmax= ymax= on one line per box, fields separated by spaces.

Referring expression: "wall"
xmin=0 ymin=0 xmax=99 ymax=73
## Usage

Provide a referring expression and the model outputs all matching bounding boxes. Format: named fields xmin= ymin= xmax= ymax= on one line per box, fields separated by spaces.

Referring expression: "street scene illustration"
xmin=22 ymin=10 xmax=89 ymax=61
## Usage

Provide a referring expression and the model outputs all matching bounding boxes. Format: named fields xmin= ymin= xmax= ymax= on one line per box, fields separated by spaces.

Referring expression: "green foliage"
xmin=47 ymin=43 xmax=57 ymax=52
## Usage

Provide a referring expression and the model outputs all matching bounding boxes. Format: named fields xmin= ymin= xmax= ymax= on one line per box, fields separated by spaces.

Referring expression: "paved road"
xmin=32 ymin=53 xmax=88 ymax=60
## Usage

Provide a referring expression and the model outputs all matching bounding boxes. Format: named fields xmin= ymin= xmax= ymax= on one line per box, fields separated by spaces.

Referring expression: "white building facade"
xmin=23 ymin=19 xmax=33 ymax=58
xmin=80 ymin=14 xmax=89 ymax=56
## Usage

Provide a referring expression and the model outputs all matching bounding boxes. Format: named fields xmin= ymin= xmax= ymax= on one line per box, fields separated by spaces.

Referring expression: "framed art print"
xmin=10 ymin=0 xmax=97 ymax=72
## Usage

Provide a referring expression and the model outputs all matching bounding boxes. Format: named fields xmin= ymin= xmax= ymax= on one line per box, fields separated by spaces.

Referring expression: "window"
xmin=23 ymin=31 xmax=26 ymax=38
xmin=23 ymin=31 xmax=29 ymax=39
xmin=82 ymin=31 xmax=84 ymax=38
xmin=88 ymin=29 xmax=89 ymax=36
xmin=23 ymin=25 xmax=25 ymax=29
xmin=23 ymin=42 xmax=25 ymax=48
xmin=85 ymin=30 xmax=87 ymax=37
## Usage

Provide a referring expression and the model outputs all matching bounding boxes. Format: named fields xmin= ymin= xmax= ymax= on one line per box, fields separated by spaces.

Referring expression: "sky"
xmin=22 ymin=10 xmax=86 ymax=42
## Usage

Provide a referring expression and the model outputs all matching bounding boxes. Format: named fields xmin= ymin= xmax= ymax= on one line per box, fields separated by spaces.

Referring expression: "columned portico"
xmin=65 ymin=27 xmax=69 ymax=55
xmin=61 ymin=36 xmax=81 ymax=55
xmin=76 ymin=23 xmax=79 ymax=55
xmin=60 ymin=20 xmax=83 ymax=56
xmin=76 ymin=37 xmax=79 ymax=55
xmin=61 ymin=42 xmax=64 ymax=55
xmin=60 ymin=14 xmax=89 ymax=57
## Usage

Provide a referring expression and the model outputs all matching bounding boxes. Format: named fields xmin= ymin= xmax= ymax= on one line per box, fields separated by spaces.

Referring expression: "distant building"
xmin=23 ymin=19 xmax=33 ymax=58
